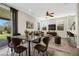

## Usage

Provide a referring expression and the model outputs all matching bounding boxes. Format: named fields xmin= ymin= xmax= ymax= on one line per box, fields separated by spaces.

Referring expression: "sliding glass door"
xmin=0 ymin=4 xmax=11 ymax=47
xmin=0 ymin=4 xmax=18 ymax=47
xmin=0 ymin=19 xmax=11 ymax=46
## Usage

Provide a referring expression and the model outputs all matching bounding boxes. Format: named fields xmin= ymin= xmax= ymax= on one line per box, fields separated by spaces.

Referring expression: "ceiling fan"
xmin=46 ymin=11 xmax=54 ymax=17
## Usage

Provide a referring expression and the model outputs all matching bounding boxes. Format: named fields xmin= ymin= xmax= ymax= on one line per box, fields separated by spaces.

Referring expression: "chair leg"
xmin=19 ymin=53 xmax=20 ymax=56
xmin=46 ymin=51 xmax=48 ymax=56
xmin=33 ymin=48 xmax=36 ymax=55
xmin=37 ymin=51 xmax=41 ymax=56
xmin=22 ymin=53 xmax=23 ymax=56
xmin=11 ymin=48 xmax=14 ymax=56
xmin=7 ymin=47 xmax=9 ymax=55
xmin=22 ymin=41 xmax=24 ymax=44
xmin=42 ymin=52 xmax=48 ymax=56
xmin=26 ymin=50 xmax=27 ymax=56
xmin=42 ymin=52 xmax=45 ymax=56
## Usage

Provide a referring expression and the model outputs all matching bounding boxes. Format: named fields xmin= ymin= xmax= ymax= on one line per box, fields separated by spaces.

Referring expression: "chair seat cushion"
xmin=14 ymin=46 xmax=27 ymax=53
xmin=34 ymin=44 xmax=46 ymax=52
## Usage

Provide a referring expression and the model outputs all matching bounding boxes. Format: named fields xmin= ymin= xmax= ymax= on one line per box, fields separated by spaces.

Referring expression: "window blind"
xmin=0 ymin=4 xmax=11 ymax=20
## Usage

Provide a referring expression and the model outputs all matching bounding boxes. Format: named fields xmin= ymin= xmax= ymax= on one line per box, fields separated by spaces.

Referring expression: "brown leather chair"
xmin=33 ymin=36 xmax=50 ymax=56
xmin=40 ymin=32 xmax=44 ymax=37
xmin=67 ymin=31 xmax=74 ymax=37
xmin=34 ymin=33 xmax=39 ymax=36
xmin=55 ymin=36 xmax=61 ymax=44
xmin=47 ymin=32 xmax=57 ymax=36
xmin=7 ymin=36 xmax=12 ymax=48
xmin=12 ymin=38 xmax=27 ymax=56
xmin=7 ymin=36 xmax=14 ymax=55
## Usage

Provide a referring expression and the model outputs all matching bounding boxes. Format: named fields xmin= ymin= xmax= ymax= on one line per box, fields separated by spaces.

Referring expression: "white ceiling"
xmin=6 ymin=3 xmax=76 ymax=18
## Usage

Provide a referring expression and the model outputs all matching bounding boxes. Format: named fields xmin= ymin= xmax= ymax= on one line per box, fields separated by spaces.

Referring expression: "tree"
xmin=0 ymin=20 xmax=11 ymax=34
xmin=0 ymin=26 xmax=4 ymax=34
xmin=3 ymin=22 xmax=11 ymax=34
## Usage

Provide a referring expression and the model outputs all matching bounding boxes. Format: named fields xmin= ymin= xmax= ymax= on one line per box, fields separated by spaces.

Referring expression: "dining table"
xmin=11 ymin=35 xmax=40 ymax=56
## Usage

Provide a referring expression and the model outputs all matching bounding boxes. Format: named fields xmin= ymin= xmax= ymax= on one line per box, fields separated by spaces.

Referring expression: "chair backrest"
xmin=52 ymin=32 xmax=57 ymax=36
xmin=7 ymin=36 xmax=12 ymax=47
xmin=55 ymin=36 xmax=61 ymax=44
xmin=38 ymin=37 xmax=41 ymax=43
xmin=16 ymin=33 xmax=21 ymax=35
xmin=7 ymin=36 xmax=11 ymax=44
xmin=40 ymin=32 xmax=44 ymax=37
xmin=67 ymin=31 xmax=74 ymax=37
xmin=55 ymin=36 xmax=61 ymax=40
xmin=34 ymin=33 xmax=39 ymax=36
xmin=7 ymin=36 xmax=15 ymax=48
xmin=29 ymin=31 xmax=33 ymax=35
xmin=14 ymin=33 xmax=21 ymax=36
xmin=43 ymin=36 xmax=50 ymax=51
xmin=47 ymin=32 xmax=57 ymax=36
xmin=12 ymin=38 xmax=22 ymax=47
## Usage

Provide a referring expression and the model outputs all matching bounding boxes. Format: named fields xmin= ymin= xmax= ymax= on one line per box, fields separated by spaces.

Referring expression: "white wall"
xmin=38 ymin=15 xmax=76 ymax=38
xmin=39 ymin=17 xmax=67 ymax=38
xmin=18 ymin=11 xmax=37 ymax=34
xmin=56 ymin=17 xmax=67 ymax=38
xmin=75 ymin=4 xmax=79 ymax=48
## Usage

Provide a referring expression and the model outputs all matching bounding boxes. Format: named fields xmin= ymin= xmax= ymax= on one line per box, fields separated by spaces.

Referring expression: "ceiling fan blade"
xmin=51 ymin=13 xmax=54 ymax=14
xmin=49 ymin=15 xmax=54 ymax=17
xmin=46 ymin=11 xmax=49 ymax=15
xmin=46 ymin=11 xmax=54 ymax=17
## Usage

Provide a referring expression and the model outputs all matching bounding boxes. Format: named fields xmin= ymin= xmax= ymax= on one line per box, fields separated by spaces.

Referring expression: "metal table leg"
xmin=28 ymin=41 xmax=31 ymax=56
xmin=11 ymin=48 xmax=14 ymax=56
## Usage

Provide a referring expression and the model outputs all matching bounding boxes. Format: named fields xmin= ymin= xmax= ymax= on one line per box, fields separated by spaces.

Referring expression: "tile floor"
xmin=0 ymin=37 xmax=79 ymax=56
